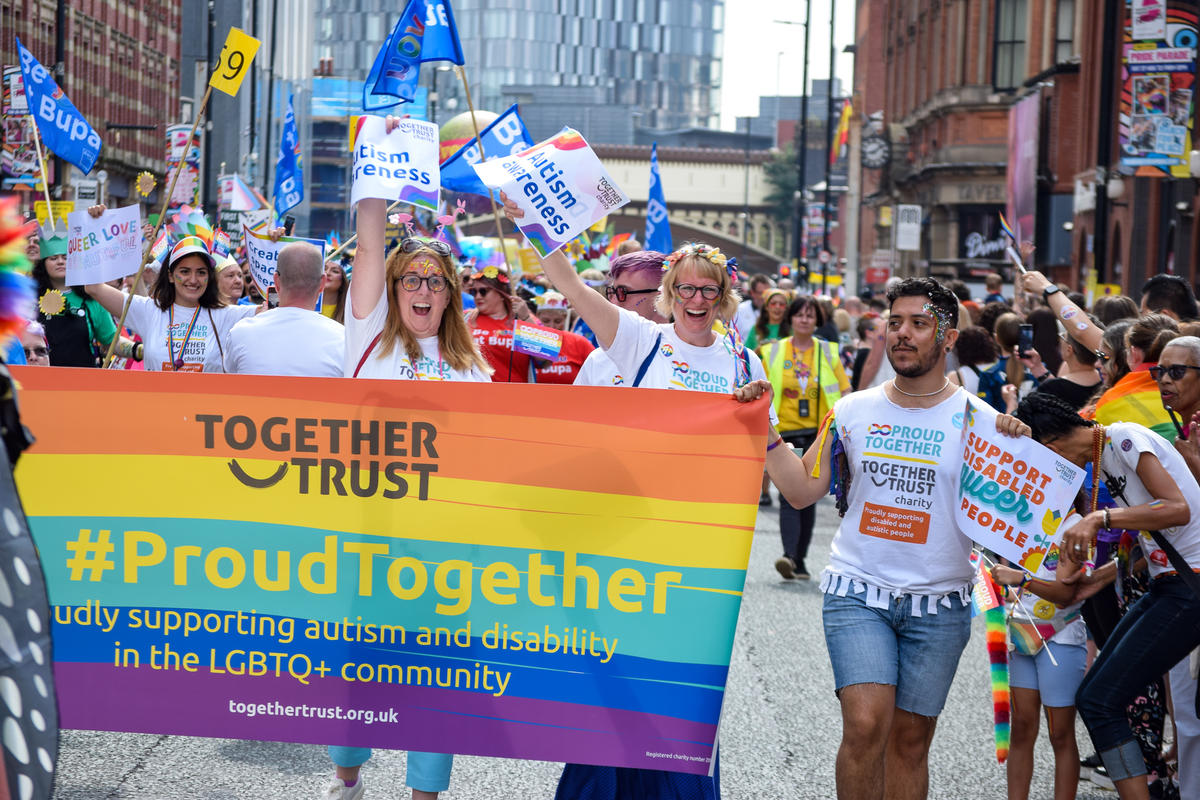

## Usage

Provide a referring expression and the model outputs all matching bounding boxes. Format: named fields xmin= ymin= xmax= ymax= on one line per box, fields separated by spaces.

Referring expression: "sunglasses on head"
xmin=400 ymin=237 xmax=452 ymax=258
xmin=1150 ymin=364 xmax=1200 ymax=382
xmin=605 ymin=285 xmax=658 ymax=302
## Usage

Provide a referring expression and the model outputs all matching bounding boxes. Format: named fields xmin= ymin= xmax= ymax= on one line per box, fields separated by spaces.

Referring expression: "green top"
xmin=745 ymin=322 xmax=782 ymax=352
xmin=63 ymin=288 xmax=118 ymax=346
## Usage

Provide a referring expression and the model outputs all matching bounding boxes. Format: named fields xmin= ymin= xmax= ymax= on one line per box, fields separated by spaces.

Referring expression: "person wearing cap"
xmin=34 ymin=220 xmax=135 ymax=367
xmin=84 ymin=207 xmax=257 ymax=372
xmin=532 ymin=292 xmax=596 ymax=385
xmin=467 ymin=262 xmax=538 ymax=382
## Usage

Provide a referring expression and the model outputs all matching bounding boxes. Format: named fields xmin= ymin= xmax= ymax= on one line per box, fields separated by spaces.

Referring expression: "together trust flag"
xmin=363 ymin=0 xmax=465 ymax=110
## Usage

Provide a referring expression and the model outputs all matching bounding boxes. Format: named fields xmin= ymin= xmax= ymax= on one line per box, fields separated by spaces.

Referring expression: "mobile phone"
xmin=1018 ymin=323 xmax=1034 ymax=355
xmin=283 ymin=215 xmax=296 ymax=235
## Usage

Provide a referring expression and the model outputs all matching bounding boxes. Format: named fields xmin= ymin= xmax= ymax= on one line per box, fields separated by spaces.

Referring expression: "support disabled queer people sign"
xmin=13 ymin=368 xmax=767 ymax=774
xmin=350 ymin=115 xmax=440 ymax=210
xmin=473 ymin=128 xmax=629 ymax=257
xmin=65 ymin=205 xmax=142 ymax=286
xmin=956 ymin=398 xmax=1085 ymax=572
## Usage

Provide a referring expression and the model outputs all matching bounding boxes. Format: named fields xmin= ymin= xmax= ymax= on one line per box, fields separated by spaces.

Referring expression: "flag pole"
xmin=103 ymin=84 xmax=215 ymax=366
xmin=28 ymin=115 xmax=57 ymax=232
xmin=454 ymin=66 xmax=510 ymax=255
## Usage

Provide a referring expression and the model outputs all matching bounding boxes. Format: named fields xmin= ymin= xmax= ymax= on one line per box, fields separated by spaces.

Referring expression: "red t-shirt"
xmin=534 ymin=330 xmax=595 ymax=385
xmin=471 ymin=314 xmax=532 ymax=382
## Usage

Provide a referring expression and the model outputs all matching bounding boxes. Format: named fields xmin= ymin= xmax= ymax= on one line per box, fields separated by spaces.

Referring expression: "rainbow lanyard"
xmin=168 ymin=305 xmax=202 ymax=370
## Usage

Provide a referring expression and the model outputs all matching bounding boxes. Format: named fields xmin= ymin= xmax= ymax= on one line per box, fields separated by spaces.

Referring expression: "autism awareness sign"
xmin=473 ymin=128 xmax=630 ymax=257
xmin=65 ymin=205 xmax=142 ymax=286
xmin=955 ymin=398 xmax=1084 ymax=571
xmin=350 ymin=115 xmax=440 ymax=209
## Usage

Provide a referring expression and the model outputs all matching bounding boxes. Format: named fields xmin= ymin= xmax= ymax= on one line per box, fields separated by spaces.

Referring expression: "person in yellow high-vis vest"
xmin=762 ymin=296 xmax=849 ymax=579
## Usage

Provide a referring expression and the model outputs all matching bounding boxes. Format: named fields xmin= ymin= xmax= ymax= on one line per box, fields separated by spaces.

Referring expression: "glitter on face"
xmin=922 ymin=301 xmax=953 ymax=342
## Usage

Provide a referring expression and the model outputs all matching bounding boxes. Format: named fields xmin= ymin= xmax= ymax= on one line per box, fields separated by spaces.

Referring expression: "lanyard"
xmin=168 ymin=305 xmax=202 ymax=370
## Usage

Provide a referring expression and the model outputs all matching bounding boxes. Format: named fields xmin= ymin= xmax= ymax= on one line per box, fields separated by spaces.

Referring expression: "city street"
xmin=52 ymin=494 xmax=1112 ymax=799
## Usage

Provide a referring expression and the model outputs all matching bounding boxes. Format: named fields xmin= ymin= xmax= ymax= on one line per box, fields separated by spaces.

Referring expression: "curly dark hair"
xmin=953 ymin=325 xmax=998 ymax=367
xmin=978 ymin=301 xmax=1012 ymax=334
xmin=886 ymin=277 xmax=960 ymax=332
xmin=1015 ymin=392 xmax=1095 ymax=443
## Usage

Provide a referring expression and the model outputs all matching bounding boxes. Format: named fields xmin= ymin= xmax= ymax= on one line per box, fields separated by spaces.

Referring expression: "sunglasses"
xmin=1150 ymin=364 xmax=1200 ymax=382
xmin=468 ymin=286 xmax=492 ymax=297
xmin=605 ymin=285 xmax=658 ymax=302
xmin=23 ymin=346 xmax=48 ymax=359
xmin=675 ymin=283 xmax=721 ymax=301
xmin=400 ymin=237 xmax=452 ymax=258
xmin=399 ymin=273 xmax=448 ymax=293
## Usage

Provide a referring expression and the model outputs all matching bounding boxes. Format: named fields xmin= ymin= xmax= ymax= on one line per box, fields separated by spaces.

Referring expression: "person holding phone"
xmin=761 ymin=295 xmax=850 ymax=579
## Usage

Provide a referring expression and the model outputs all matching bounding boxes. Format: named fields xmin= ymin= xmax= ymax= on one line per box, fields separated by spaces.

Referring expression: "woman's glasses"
xmin=468 ymin=286 xmax=492 ymax=298
xmin=605 ymin=285 xmax=658 ymax=302
xmin=675 ymin=284 xmax=721 ymax=301
xmin=400 ymin=238 xmax=452 ymax=258
xmin=399 ymin=273 xmax=448 ymax=293
xmin=1150 ymin=364 xmax=1200 ymax=382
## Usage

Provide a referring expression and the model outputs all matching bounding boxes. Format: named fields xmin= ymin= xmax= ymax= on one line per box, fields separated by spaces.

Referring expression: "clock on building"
xmin=861 ymin=134 xmax=891 ymax=169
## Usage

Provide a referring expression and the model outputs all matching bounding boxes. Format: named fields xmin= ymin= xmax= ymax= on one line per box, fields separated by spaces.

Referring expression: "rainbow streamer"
xmin=985 ymin=594 xmax=1011 ymax=764
xmin=998 ymin=212 xmax=1017 ymax=243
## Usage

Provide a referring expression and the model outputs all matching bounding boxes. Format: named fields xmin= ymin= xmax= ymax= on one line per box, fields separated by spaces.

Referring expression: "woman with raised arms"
xmin=504 ymin=195 xmax=773 ymax=800
xmin=324 ymin=115 xmax=490 ymax=800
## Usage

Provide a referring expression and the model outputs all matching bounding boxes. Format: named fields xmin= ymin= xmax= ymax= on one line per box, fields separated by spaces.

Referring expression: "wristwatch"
xmin=1042 ymin=285 xmax=1061 ymax=301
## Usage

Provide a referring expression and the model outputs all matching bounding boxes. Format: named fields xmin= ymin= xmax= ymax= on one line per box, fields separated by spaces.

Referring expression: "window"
xmin=994 ymin=0 xmax=1028 ymax=90
xmin=1055 ymin=0 xmax=1076 ymax=62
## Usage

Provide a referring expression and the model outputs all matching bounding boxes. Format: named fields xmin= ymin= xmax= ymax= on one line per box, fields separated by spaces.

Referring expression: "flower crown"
xmin=469 ymin=265 xmax=510 ymax=284
xmin=662 ymin=243 xmax=739 ymax=280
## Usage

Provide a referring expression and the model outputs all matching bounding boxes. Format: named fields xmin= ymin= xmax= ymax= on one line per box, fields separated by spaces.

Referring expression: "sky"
xmin=718 ymin=0 xmax=859 ymax=131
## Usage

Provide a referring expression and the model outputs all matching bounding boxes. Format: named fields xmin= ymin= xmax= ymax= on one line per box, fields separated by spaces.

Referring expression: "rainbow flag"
xmin=830 ymin=100 xmax=853 ymax=165
xmin=1093 ymin=368 xmax=1176 ymax=442
xmin=166 ymin=205 xmax=214 ymax=249
xmin=13 ymin=368 xmax=767 ymax=773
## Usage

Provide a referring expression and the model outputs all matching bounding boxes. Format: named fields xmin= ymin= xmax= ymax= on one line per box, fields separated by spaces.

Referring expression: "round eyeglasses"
xmin=399 ymin=273 xmax=448 ymax=293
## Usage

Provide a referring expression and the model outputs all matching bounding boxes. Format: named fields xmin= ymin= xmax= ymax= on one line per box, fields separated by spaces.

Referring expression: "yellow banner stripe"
xmin=18 ymin=454 xmax=756 ymax=571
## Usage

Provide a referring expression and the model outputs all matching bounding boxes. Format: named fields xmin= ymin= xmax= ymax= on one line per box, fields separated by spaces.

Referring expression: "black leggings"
xmin=778 ymin=429 xmax=818 ymax=562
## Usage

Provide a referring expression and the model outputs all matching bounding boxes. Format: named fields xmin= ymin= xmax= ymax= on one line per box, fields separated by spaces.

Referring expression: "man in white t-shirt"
xmin=741 ymin=277 xmax=1030 ymax=800
xmin=226 ymin=242 xmax=344 ymax=377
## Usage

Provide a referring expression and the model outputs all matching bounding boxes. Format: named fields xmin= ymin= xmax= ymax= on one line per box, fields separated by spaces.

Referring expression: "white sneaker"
xmin=323 ymin=777 xmax=365 ymax=800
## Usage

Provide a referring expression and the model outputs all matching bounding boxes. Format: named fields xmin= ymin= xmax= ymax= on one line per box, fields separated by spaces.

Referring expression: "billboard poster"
xmin=1119 ymin=0 xmax=1198 ymax=176
xmin=2 ymin=65 xmax=46 ymax=190
xmin=166 ymin=124 xmax=203 ymax=208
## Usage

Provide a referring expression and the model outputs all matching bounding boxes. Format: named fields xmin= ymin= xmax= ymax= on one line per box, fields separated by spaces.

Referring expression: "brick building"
xmin=0 ymin=0 xmax=181 ymax=211
xmin=850 ymin=0 xmax=1083 ymax=291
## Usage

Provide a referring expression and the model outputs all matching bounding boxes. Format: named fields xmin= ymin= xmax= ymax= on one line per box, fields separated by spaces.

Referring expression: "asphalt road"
xmin=52 ymin=496 xmax=1114 ymax=799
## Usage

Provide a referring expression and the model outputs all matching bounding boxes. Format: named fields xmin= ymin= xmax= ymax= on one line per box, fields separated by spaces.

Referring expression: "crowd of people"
xmin=14 ymin=164 xmax=1200 ymax=799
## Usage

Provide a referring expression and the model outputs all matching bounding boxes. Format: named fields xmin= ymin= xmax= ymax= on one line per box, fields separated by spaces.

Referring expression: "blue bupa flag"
xmin=363 ymin=0 xmax=465 ymax=111
xmin=645 ymin=142 xmax=672 ymax=253
xmin=16 ymin=37 xmax=101 ymax=174
xmin=273 ymin=94 xmax=303 ymax=218
xmin=439 ymin=104 xmax=534 ymax=198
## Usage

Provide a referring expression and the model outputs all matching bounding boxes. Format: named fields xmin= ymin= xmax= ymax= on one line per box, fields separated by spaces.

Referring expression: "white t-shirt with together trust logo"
xmin=822 ymin=385 xmax=976 ymax=606
xmin=604 ymin=308 xmax=772 ymax=408
xmin=344 ymin=285 xmax=490 ymax=382
xmin=124 ymin=295 xmax=257 ymax=372
xmin=1101 ymin=421 xmax=1200 ymax=579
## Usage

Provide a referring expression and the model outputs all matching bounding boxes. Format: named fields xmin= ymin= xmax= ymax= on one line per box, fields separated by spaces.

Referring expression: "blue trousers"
xmin=328 ymin=746 xmax=453 ymax=793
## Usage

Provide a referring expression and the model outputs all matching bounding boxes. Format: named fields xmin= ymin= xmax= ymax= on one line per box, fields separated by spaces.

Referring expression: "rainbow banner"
xmin=13 ymin=368 xmax=767 ymax=774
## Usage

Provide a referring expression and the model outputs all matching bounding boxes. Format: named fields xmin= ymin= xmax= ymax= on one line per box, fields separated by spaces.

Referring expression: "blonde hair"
xmin=379 ymin=245 xmax=492 ymax=375
xmin=656 ymin=252 xmax=741 ymax=320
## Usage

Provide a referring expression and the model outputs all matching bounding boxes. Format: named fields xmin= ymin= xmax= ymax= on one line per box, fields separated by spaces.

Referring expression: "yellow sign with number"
xmin=209 ymin=27 xmax=260 ymax=97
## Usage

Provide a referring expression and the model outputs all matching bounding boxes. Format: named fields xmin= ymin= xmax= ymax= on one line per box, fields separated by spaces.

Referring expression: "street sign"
xmin=896 ymin=204 xmax=922 ymax=251
xmin=74 ymin=178 xmax=99 ymax=204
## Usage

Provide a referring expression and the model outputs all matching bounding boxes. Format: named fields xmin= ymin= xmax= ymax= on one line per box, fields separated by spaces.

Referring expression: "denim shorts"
xmin=822 ymin=588 xmax=972 ymax=717
xmin=1009 ymin=643 xmax=1088 ymax=707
